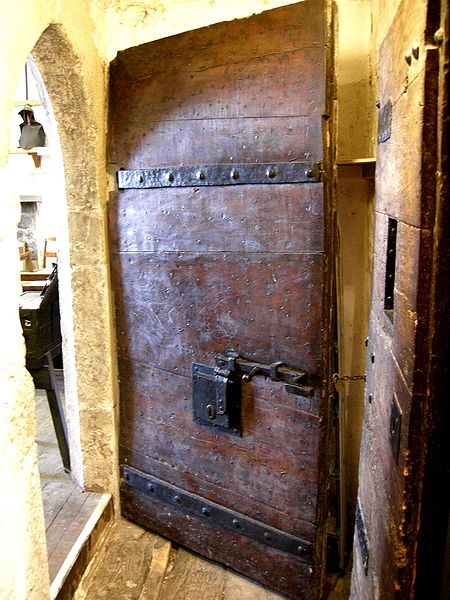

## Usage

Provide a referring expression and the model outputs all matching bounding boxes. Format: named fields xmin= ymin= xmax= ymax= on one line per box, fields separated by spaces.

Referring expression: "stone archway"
xmin=30 ymin=24 xmax=118 ymax=495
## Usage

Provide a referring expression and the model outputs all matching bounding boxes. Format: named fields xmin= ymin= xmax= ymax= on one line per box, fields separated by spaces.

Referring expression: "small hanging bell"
xmin=18 ymin=104 xmax=46 ymax=149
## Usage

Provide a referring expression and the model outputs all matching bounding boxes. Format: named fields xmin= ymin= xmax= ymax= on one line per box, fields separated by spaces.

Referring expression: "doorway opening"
xmin=7 ymin=53 xmax=107 ymax=591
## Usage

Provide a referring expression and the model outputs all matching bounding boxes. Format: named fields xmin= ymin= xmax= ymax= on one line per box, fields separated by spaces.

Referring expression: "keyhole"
xmin=206 ymin=404 xmax=216 ymax=420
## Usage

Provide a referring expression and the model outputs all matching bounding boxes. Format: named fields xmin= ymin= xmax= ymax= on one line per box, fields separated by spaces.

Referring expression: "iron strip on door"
xmin=117 ymin=161 xmax=322 ymax=189
xmin=121 ymin=465 xmax=313 ymax=564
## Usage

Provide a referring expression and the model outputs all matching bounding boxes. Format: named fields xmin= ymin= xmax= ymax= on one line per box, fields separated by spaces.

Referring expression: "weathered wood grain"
xmin=109 ymin=2 xmax=332 ymax=598
xmin=109 ymin=117 xmax=322 ymax=169
xmin=158 ymin=548 xmax=225 ymax=600
xmin=110 ymin=2 xmax=325 ymax=83
xmin=80 ymin=519 xmax=159 ymax=600
xmin=120 ymin=445 xmax=316 ymax=542
xmin=111 ymin=47 xmax=325 ymax=124
xmin=109 ymin=184 xmax=324 ymax=254
xmin=356 ymin=0 xmax=442 ymax=596
xmin=122 ymin=487 xmax=317 ymax=600
xmin=111 ymin=252 xmax=324 ymax=377
xmin=138 ymin=539 xmax=171 ymax=600
xmin=223 ymin=570 xmax=288 ymax=600
xmin=47 ymin=489 xmax=104 ymax=581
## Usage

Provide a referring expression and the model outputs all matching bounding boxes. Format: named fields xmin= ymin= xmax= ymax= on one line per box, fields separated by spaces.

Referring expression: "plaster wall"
xmin=0 ymin=2 xmax=394 ymax=599
xmin=0 ymin=2 xmax=114 ymax=598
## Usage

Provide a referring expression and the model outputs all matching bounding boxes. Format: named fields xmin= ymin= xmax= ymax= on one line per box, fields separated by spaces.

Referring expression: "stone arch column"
xmin=31 ymin=24 xmax=119 ymax=496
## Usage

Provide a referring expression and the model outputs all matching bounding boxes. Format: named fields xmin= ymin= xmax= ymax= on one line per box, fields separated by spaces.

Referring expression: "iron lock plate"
xmin=192 ymin=363 xmax=241 ymax=435
xmin=192 ymin=353 xmax=313 ymax=435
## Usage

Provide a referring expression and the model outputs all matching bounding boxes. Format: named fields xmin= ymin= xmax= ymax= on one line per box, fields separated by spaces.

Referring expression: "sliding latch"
xmin=192 ymin=352 xmax=313 ymax=435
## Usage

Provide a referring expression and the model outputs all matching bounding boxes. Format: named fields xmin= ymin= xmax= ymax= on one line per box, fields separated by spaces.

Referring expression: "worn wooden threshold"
xmin=71 ymin=516 xmax=350 ymax=600
xmin=51 ymin=493 xmax=114 ymax=600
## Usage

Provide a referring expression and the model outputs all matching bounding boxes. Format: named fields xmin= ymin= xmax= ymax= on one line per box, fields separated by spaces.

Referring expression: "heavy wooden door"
xmin=108 ymin=3 xmax=335 ymax=598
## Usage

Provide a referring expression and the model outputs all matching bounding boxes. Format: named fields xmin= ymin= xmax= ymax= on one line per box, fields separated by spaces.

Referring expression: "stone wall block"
xmin=70 ymin=264 xmax=117 ymax=413
xmin=67 ymin=208 xmax=107 ymax=267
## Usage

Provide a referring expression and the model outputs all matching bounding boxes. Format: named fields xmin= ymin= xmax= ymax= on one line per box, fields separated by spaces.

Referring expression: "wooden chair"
xmin=43 ymin=236 xmax=57 ymax=268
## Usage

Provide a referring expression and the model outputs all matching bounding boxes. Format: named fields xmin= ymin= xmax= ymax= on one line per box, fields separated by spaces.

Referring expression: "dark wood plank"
xmin=110 ymin=2 xmax=325 ymax=82
xmin=120 ymin=446 xmax=316 ymax=542
xmin=110 ymin=117 xmax=322 ymax=168
xmin=111 ymin=46 xmax=325 ymax=123
xmin=109 ymin=3 xmax=333 ymax=598
xmin=111 ymin=252 xmax=324 ymax=377
xmin=109 ymin=184 xmax=324 ymax=254
xmin=159 ymin=548 xmax=225 ymax=600
xmin=122 ymin=486 xmax=317 ymax=600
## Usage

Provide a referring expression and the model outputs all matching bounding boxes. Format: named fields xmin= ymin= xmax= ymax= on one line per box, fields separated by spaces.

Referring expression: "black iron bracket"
xmin=117 ymin=161 xmax=322 ymax=189
xmin=121 ymin=465 xmax=313 ymax=564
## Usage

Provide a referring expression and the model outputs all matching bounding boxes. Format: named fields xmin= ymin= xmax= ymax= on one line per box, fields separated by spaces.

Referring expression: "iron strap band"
xmin=121 ymin=465 xmax=313 ymax=564
xmin=116 ymin=161 xmax=322 ymax=189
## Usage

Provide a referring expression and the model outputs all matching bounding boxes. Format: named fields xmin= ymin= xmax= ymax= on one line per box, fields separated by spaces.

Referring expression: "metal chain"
xmin=333 ymin=373 xmax=366 ymax=382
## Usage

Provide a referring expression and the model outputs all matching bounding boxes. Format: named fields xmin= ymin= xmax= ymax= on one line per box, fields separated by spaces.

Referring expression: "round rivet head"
xmin=147 ymin=483 xmax=155 ymax=493
xmin=196 ymin=171 xmax=205 ymax=180
xmin=230 ymin=169 xmax=239 ymax=180
xmin=138 ymin=174 xmax=144 ymax=183
xmin=405 ymin=49 xmax=412 ymax=65
xmin=264 ymin=532 xmax=272 ymax=541
xmin=306 ymin=169 xmax=314 ymax=178
xmin=232 ymin=519 xmax=241 ymax=529
xmin=296 ymin=545 xmax=305 ymax=554
xmin=201 ymin=507 xmax=210 ymax=517
xmin=174 ymin=495 xmax=181 ymax=504
xmin=166 ymin=172 xmax=174 ymax=182
xmin=434 ymin=28 xmax=444 ymax=46
xmin=266 ymin=167 xmax=276 ymax=178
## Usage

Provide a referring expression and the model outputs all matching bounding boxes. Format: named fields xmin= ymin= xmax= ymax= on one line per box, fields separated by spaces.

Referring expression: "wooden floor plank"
xmin=42 ymin=479 xmax=78 ymax=530
xmin=46 ymin=486 xmax=91 ymax=554
xmin=159 ymin=548 xmax=225 ymax=600
xmin=48 ymin=492 xmax=104 ymax=580
xmin=81 ymin=518 xmax=159 ymax=600
xmin=223 ymin=570 xmax=288 ymax=600
xmin=138 ymin=538 xmax=171 ymax=600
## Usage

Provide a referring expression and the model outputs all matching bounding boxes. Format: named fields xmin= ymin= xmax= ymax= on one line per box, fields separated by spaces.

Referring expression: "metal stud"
xmin=196 ymin=171 xmax=205 ymax=180
xmin=266 ymin=167 xmax=276 ymax=178
xmin=166 ymin=172 xmax=174 ymax=182
xmin=230 ymin=168 xmax=239 ymax=180
xmin=138 ymin=174 xmax=144 ymax=183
